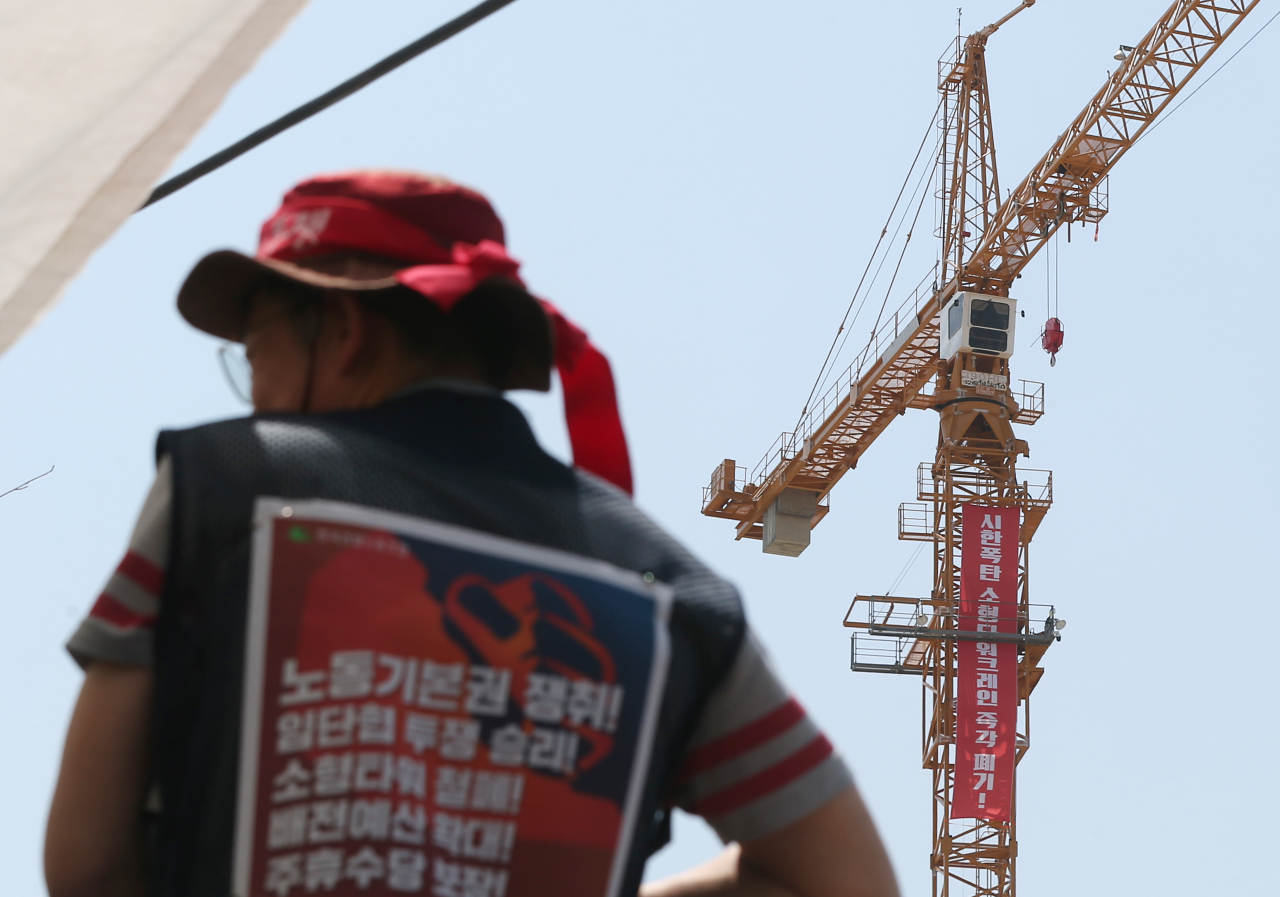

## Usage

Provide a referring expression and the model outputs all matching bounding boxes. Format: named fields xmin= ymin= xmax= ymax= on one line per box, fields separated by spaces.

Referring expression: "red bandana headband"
xmin=258 ymin=197 xmax=634 ymax=495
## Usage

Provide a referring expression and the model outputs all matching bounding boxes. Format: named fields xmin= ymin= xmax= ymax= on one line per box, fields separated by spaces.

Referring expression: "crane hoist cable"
xmin=138 ymin=0 xmax=521 ymax=210
xmin=1039 ymin=217 xmax=1064 ymax=364
xmin=1042 ymin=227 xmax=1054 ymax=327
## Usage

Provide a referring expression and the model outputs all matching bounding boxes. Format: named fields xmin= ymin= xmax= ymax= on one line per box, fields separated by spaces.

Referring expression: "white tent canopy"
xmin=0 ymin=0 xmax=310 ymax=357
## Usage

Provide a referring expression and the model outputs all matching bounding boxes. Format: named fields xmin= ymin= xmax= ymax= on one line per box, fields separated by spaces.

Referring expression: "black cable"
xmin=138 ymin=0 xmax=521 ymax=210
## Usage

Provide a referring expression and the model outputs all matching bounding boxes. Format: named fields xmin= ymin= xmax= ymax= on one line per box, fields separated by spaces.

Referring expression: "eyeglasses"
xmin=217 ymin=344 xmax=253 ymax=405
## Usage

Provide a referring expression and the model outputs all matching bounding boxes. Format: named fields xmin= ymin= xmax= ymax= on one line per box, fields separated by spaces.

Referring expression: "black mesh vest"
xmin=150 ymin=389 xmax=744 ymax=897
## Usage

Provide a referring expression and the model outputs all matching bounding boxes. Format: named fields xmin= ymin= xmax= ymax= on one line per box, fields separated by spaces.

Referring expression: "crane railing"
xmin=702 ymin=273 xmax=954 ymax=538
xmin=845 ymin=595 xmax=1061 ymax=676
xmin=745 ymin=268 xmax=941 ymax=492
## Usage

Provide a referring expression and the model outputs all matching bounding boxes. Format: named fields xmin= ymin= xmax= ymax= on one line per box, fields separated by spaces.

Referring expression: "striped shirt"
xmin=672 ymin=631 xmax=852 ymax=842
xmin=68 ymin=455 xmax=171 ymax=668
xmin=67 ymin=457 xmax=852 ymax=843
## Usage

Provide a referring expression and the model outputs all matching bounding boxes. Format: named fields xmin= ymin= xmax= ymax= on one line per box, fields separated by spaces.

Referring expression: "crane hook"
xmin=1041 ymin=317 xmax=1064 ymax=366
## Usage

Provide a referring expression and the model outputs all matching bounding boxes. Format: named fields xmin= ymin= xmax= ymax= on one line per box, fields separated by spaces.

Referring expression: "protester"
xmin=46 ymin=171 xmax=898 ymax=897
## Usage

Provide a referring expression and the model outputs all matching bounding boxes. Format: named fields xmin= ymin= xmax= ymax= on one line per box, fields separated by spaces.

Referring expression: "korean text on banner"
xmin=952 ymin=504 xmax=1020 ymax=821
xmin=234 ymin=499 xmax=672 ymax=897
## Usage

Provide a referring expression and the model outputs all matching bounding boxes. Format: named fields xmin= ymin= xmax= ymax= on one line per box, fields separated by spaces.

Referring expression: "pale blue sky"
xmin=2 ymin=1 xmax=1277 ymax=894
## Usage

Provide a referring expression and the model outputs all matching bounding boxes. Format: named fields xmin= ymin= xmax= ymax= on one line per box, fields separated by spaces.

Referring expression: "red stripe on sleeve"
xmin=677 ymin=697 xmax=806 ymax=782
xmin=692 ymin=734 xmax=835 ymax=819
xmin=89 ymin=593 xmax=158 ymax=630
xmin=116 ymin=550 xmax=164 ymax=595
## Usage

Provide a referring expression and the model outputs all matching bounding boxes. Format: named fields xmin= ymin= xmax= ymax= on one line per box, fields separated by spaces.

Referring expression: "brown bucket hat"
xmin=176 ymin=169 xmax=634 ymax=495
xmin=177 ymin=169 xmax=511 ymax=341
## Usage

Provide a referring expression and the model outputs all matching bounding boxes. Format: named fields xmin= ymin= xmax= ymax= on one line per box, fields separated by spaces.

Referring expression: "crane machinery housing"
xmin=699 ymin=1 xmax=1260 ymax=895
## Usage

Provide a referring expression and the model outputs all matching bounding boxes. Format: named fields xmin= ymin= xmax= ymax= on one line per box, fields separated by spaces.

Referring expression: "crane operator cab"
xmin=940 ymin=292 xmax=1018 ymax=360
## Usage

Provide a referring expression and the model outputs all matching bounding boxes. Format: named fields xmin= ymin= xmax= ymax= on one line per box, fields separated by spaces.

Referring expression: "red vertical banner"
xmin=952 ymin=504 xmax=1020 ymax=821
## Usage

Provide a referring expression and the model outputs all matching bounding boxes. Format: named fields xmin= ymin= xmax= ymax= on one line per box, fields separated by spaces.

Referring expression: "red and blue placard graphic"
xmin=234 ymin=499 xmax=672 ymax=897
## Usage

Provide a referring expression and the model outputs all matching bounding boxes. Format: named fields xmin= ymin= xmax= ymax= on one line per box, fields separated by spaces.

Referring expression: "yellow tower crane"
xmin=700 ymin=1 xmax=1260 ymax=895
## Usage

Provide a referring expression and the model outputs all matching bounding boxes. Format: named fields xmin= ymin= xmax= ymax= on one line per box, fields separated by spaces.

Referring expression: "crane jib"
xmin=703 ymin=0 xmax=1261 ymax=548
xmin=707 ymin=2 xmax=1262 ymax=892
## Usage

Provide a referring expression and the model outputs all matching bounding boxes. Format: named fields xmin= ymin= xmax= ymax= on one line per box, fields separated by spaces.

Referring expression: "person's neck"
xmin=389 ymin=376 xmax=500 ymax=400
xmin=308 ymin=359 xmax=489 ymax=412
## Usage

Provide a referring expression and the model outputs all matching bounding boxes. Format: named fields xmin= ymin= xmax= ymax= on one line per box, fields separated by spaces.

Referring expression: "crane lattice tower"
xmin=699 ymin=2 xmax=1260 ymax=894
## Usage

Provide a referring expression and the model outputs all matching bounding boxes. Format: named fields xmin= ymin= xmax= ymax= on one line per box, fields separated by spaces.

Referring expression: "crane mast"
xmin=939 ymin=11 xmax=1005 ymax=290
xmin=874 ymin=12 xmax=1043 ymax=894
xmin=701 ymin=2 xmax=1260 ymax=896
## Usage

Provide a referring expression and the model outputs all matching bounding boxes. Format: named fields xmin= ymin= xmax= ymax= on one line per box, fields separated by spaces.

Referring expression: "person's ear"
xmin=331 ymin=292 xmax=369 ymax=375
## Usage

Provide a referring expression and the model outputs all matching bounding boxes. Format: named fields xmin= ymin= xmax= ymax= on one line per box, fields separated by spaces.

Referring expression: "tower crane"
xmin=700 ymin=1 xmax=1260 ymax=895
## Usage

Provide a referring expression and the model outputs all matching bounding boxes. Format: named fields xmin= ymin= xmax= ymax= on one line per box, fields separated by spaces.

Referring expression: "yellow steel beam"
xmin=964 ymin=0 xmax=1260 ymax=292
